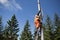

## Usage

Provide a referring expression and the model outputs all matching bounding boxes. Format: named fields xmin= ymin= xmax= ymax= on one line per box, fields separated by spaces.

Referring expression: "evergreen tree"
xmin=3 ymin=26 xmax=9 ymax=40
xmin=54 ymin=13 xmax=60 ymax=40
xmin=0 ymin=16 xmax=3 ymax=40
xmin=20 ymin=20 xmax=32 ymax=40
xmin=44 ymin=15 xmax=52 ymax=40
xmin=54 ymin=13 xmax=60 ymax=27
xmin=3 ymin=14 xmax=19 ymax=40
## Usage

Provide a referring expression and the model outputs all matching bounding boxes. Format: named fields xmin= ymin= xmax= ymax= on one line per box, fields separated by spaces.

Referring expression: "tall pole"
xmin=41 ymin=27 xmax=44 ymax=40
xmin=38 ymin=0 xmax=40 ymax=11
xmin=37 ymin=0 xmax=44 ymax=40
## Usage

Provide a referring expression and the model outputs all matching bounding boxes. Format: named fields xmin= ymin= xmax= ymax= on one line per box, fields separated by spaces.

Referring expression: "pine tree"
xmin=54 ymin=13 xmax=60 ymax=40
xmin=3 ymin=14 xmax=19 ymax=40
xmin=54 ymin=13 xmax=60 ymax=27
xmin=20 ymin=20 xmax=32 ymax=40
xmin=3 ymin=26 xmax=9 ymax=40
xmin=44 ymin=15 xmax=52 ymax=40
xmin=0 ymin=16 xmax=3 ymax=40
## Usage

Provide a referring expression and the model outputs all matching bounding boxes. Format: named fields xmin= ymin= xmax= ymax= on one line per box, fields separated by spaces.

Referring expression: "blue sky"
xmin=0 ymin=0 xmax=60 ymax=39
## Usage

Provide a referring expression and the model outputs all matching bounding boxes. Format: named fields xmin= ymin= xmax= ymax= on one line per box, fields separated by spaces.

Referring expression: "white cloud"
xmin=16 ymin=4 xmax=22 ymax=10
xmin=0 ymin=0 xmax=8 ymax=4
xmin=0 ymin=0 xmax=22 ymax=11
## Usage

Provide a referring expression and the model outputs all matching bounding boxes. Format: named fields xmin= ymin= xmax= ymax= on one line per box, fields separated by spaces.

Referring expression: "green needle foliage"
xmin=20 ymin=20 xmax=32 ymax=40
xmin=0 ymin=16 xmax=3 ymax=40
xmin=3 ymin=14 xmax=19 ymax=40
xmin=54 ymin=13 xmax=60 ymax=40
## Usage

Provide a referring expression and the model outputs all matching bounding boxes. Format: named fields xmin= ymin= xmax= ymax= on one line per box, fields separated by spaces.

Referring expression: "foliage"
xmin=0 ymin=13 xmax=60 ymax=40
xmin=3 ymin=14 xmax=19 ymax=40
xmin=54 ymin=13 xmax=60 ymax=40
xmin=20 ymin=20 xmax=32 ymax=40
xmin=0 ymin=16 xmax=3 ymax=40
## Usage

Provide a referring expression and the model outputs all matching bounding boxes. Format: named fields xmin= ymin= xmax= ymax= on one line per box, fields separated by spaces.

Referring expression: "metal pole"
xmin=37 ymin=0 xmax=44 ymax=40
xmin=35 ymin=31 xmax=38 ymax=40
xmin=41 ymin=27 xmax=44 ymax=40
